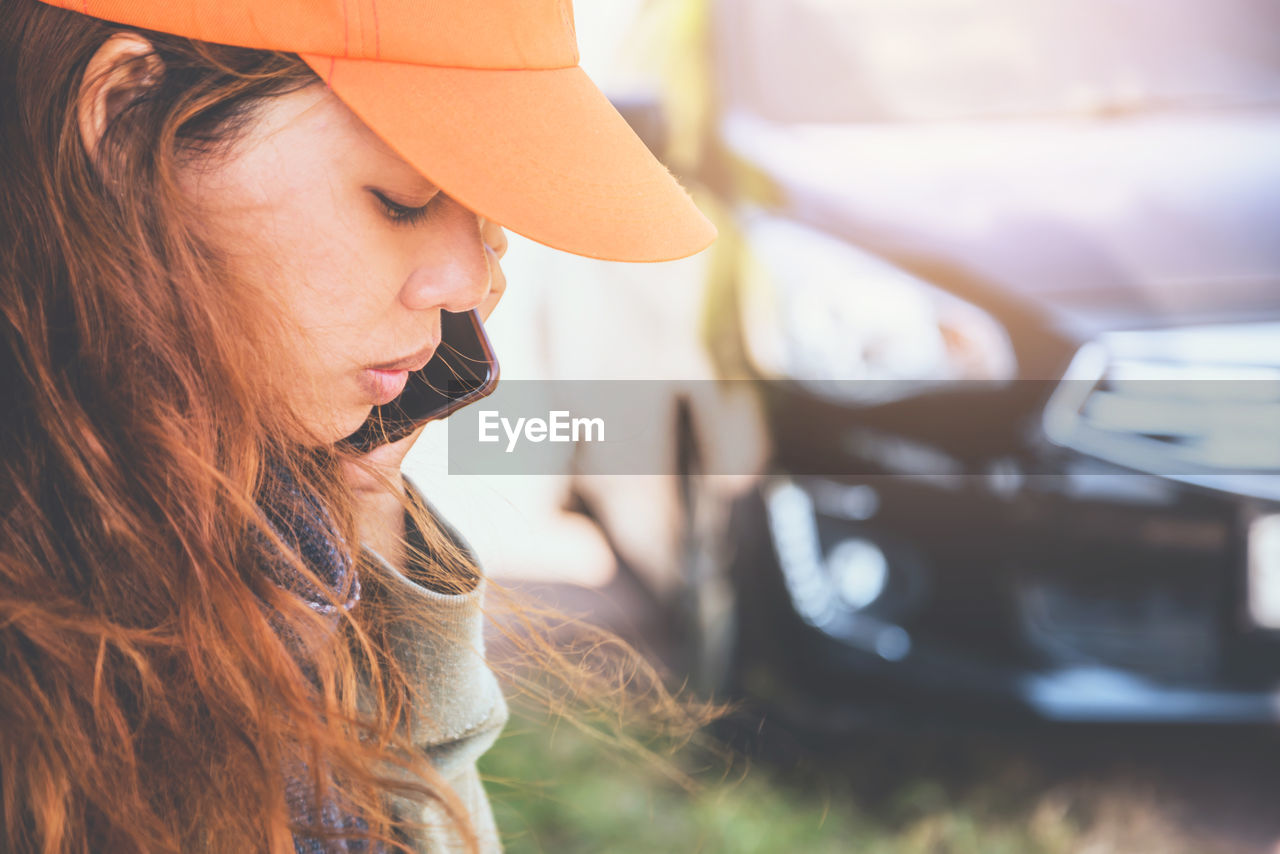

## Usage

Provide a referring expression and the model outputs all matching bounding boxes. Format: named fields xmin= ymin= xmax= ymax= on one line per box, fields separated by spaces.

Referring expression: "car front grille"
xmin=1043 ymin=324 xmax=1280 ymax=500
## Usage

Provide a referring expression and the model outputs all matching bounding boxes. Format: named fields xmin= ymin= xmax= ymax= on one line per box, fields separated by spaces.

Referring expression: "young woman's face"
xmin=178 ymin=82 xmax=501 ymax=445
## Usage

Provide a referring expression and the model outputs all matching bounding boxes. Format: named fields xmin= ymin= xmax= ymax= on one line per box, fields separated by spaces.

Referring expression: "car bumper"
xmin=727 ymin=472 xmax=1280 ymax=725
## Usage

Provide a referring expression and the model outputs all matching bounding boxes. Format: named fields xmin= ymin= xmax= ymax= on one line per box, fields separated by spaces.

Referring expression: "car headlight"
xmin=737 ymin=210 xmax=1016 ymax=405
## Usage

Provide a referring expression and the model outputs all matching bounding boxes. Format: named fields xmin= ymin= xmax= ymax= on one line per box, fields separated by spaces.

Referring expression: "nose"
xmin=398 ymin=195 xmax=491 ymax=314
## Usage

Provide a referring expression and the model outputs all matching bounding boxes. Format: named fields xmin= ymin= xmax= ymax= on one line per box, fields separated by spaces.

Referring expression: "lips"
xmin=368 ymin=336 xmax=441 ymax=373
xmin=364 ymin=366 xmax=412 ymax=406
xmin=360 ymin=336 xmax=442 ymax=406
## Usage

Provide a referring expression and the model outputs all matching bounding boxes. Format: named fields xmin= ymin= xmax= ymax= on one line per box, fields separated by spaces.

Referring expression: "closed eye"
xmin=372 ymin=189 xmax=443 ymax=227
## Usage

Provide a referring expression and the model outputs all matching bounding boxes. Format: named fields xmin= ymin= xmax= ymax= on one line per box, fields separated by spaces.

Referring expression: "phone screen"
xmin=338 ymin=309 xmax=499 ymax=453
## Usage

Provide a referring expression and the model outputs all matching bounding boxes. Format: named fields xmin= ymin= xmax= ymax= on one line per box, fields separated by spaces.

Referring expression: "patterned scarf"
xmin=256 ymin=458 xmax=379 ymax=854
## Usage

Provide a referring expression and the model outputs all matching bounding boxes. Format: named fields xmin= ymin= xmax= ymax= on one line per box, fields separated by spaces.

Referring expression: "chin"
xmin=334 ymin=407 xmax=375 ymax=445
xmin=302 ymin=404 xmax=375 ymax=448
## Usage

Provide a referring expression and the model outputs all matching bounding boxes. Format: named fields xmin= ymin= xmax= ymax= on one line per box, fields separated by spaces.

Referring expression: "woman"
xmin=0 ymin=0 xmax=716 ymax=851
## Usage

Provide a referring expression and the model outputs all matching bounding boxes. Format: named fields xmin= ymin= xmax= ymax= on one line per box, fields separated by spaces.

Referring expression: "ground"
xmin=480 ymin=569 xmax=1280 ymax=854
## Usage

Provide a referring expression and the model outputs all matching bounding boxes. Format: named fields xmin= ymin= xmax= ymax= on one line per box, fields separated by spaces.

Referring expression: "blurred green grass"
xmin=477 ymin=709 xmax=1225 ymax=854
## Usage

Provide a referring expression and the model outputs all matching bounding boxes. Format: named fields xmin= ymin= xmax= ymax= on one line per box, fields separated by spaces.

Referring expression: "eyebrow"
xmin=404 ymin=173 xmax=439 ymax=193
xmin=396 ymin=178 xmax=442 ymax=205
xmin=378 ymin=163 xmax=438 ymax=194
xmin=360 ymin=144 xmax=440 ymax=194
xmin=365 ymin=174 xmax=440 ymax=204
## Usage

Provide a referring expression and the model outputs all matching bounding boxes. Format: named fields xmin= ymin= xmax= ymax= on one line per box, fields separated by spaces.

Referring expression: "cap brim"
xmin=298 ymin=55 xmax=717 ymax=263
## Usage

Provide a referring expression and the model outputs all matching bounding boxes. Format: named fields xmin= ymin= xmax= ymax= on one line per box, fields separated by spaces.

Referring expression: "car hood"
xmin=721 ymin=111 xmax=1280 ymax=335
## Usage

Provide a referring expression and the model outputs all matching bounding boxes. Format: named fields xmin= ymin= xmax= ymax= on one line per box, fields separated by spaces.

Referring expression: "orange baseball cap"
xmin=39 ymin=0 xmax=717 ymax=262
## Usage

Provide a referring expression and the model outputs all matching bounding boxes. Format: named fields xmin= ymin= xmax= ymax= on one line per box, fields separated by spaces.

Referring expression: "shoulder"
xmin=359 ymin=470 xmax=485 ymax=598
xmin=354 ymin=473 xmax=510 ymax=786
xmin=354 ymin=471 xmax=506 ymax=741
xmin=354 ymin=474 xmax=509 ymax=851
xmin=400 ymin=470 xmax=482 ymax=573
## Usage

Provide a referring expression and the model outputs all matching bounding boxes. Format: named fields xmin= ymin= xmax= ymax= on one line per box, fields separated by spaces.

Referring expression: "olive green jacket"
xmin=358 ymin=473 xmax=508 ymax=853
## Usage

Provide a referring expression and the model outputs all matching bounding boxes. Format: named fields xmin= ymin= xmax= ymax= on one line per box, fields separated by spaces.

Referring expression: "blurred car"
xmin=602 ymin=0 xmax=1280 ymax=724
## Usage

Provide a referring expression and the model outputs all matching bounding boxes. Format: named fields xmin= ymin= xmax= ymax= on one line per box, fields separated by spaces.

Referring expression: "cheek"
xmin=268 ymin=293 xmax=381 ymax=443
xmin=185 ymin=210 xmax=372 ymax=438
xmin=284 ymin=247 xmax=393 ymax=371
xmin=265 ymin=231 xmax=409 ymax=441
xmin=180 ymin=154 xmax=406 ymax=440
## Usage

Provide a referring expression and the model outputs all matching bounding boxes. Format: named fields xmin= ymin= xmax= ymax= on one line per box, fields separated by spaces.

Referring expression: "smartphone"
xmin=339 ymin=308 xmax=500 ymax=453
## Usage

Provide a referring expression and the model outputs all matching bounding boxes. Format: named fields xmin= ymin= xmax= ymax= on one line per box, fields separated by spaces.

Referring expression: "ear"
xmin=77 ymin=32 xmax=163 ymax=167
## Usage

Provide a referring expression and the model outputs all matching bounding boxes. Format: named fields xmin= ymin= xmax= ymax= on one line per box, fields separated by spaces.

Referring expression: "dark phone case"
xmin=338 ymin=309 xmax=499 ymax=453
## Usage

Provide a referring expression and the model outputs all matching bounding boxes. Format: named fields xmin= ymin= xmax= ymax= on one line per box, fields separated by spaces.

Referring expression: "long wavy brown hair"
xmin=0 ymin=1 xmax=554 ymax=850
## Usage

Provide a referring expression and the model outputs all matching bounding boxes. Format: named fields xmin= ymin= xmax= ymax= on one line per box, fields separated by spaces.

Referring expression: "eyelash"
xmin=374 ymin=190 xmax=442 ymax=227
